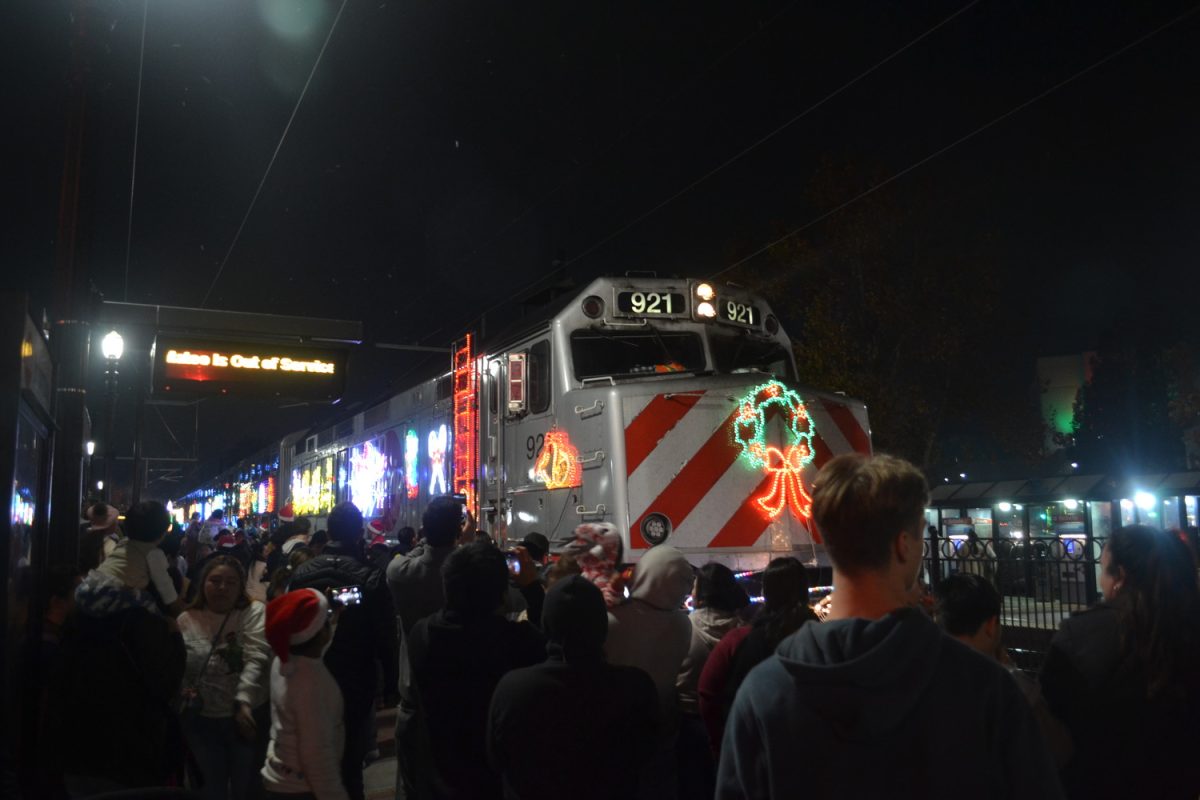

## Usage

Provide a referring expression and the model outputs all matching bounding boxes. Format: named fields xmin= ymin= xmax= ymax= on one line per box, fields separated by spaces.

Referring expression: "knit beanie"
xmin=266 ymin=588 xmax=329 ymax=662
xmin=541 ymin=575 xmax=608 ymax=661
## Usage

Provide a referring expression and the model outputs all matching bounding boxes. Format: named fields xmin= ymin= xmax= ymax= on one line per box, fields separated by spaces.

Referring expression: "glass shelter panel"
xmin=967 ymin=508 xmax=994 ymax=541
xmin=1119 ymin=498 xmax=1136 ymax=527
xmin=1161 ymin=496 xmax=1181 ymax=531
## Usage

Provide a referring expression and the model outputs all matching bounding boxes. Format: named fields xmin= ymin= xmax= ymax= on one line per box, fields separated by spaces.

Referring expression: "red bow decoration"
xmin=756 ymin=444 xmax=814 ymax=520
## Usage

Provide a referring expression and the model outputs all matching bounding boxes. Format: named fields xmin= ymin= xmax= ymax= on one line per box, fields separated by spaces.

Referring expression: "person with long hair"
xmin=697 ymin=557 xmax=816 ymax=756
xmin=177 ymin=555 xmax=270 ymax=800
xmin=266 ymin=546 xmax=315 ymax=602
xmin=676 ymin=563 xmax=749 ymax=798
xmin=1041 ymin=524 xmax=1200 ymax=798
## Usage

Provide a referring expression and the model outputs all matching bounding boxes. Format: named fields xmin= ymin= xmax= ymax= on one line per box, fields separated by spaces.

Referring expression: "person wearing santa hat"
xmin=365 ymin=521 xmax=391 ymax=573
xmin=265 ymin=505 xmax=311 ymax=579
xmin=261 ymin=588 xmax=349 ymax=800
xmin=288 ymin=502 xmax=399 ymax=800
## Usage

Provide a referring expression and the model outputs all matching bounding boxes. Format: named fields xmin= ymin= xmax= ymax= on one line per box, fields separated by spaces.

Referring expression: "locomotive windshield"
xmin=709 ymin=334 xmax=795 ymax=381
xmin=571 ymin=330 xmax=706 ymax=380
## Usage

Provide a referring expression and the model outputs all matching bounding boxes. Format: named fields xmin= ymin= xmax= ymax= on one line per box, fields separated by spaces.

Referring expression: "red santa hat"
xmin=215 ymin=529 xmax=244 ymax=549
xmin=277 ymin=503 xmax=295 ymax=523
xmin=367 ymin=518 xmax=387 ymax=536
xmin=266 ymin=589 xmax=330 ymax=662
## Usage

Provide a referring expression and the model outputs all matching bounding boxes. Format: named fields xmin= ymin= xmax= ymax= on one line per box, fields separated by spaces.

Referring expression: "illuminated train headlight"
xmin=697 ymin=301 xmax=716 ymax=318
xmin=695 ymin=283 xmax=715 ymax=302
xmin=641 ymin=512 xmax=671 ymax=545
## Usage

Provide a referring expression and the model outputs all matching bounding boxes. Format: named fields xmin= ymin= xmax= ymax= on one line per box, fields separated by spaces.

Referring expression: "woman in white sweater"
xmin=178 ymin=555 xmax=270 ymax=800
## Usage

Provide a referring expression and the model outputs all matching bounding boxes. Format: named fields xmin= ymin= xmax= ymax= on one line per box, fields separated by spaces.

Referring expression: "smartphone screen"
xmin=332 ymin=585 xmax=363 ymax=607
xmin=506 ymin=552 xmax=521 ymax=575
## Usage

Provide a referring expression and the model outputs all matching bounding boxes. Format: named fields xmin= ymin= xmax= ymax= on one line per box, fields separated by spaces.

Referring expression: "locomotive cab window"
xmin=571 ymin=330 xmax=706 ymax=380
xmin=528 ymin=340 xmax=551 ymax=414
xmin=709 ymin=334 xmax=795 ymax=381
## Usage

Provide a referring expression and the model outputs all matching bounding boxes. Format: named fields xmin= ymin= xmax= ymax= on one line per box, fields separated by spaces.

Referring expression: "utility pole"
xmin=131 ymin=385 xmax=145 ymax=504
xmin=47 ymin=0 xmax=93 ymax=569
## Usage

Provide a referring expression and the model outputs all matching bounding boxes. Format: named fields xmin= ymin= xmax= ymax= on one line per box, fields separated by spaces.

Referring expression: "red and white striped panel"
xmin=622 ymin=389 xmax=870 ymax=551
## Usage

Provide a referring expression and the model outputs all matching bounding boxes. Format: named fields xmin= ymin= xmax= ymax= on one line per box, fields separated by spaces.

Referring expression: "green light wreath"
xmin=733 ymin=380 xmax=814 ymax=466
xmin=732 ymin=380 xmax=818 ymax=519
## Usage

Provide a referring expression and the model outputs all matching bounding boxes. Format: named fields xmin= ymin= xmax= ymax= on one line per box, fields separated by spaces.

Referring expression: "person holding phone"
xmin=177 ymin=555 xmax=270 ymax=800
xmin=505 ymin=544 xmax=546 ymax=627
xmin=287 ymin=502 xmax=399 ymax=800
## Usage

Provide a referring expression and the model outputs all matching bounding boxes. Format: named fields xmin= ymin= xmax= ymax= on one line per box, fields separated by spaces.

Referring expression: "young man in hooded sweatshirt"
xmin=717 ymin=453 xmax=1063 ymax=799
xmin=604 ymin=544 xmax=694 ymax=800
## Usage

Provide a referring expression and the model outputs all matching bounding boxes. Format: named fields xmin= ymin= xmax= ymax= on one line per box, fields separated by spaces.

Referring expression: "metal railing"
xmin=924 ymin=536 xmax=1106 ymax=671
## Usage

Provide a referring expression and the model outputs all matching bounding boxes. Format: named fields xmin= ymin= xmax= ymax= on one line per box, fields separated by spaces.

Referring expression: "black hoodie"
xmin=487 ymin=576 xmax=659 ymax=800
xmin=717 ymin=607 xmax=1063 ymax=799
xmin=408 ymin=607 xmax=546 ymax=799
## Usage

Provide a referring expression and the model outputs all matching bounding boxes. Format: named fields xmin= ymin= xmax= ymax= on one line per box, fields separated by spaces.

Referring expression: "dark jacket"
xmin=288 ymin=543 xmax=400 ymax=702
xmin=722 ymin=605 xmax=819 ymax=714
xmin=407 ymin=610 xmax=545 ymax=799
xmin=515 ymin=579 xmax=545 ymax=628
xmin=78 ymin=526 xmax=107 ymax=573
xmin=52 ymin=606 xmax=186 ymax=788
xmin=717 ymin=607 xmax=1063 ymax=799
xmin=488 ymin=575 xmax=657 ymax=800
xmin=488 ymin=647 xmax=657 ymax=800
xmin=1040 ymin=602 xmax=1200 ymax=799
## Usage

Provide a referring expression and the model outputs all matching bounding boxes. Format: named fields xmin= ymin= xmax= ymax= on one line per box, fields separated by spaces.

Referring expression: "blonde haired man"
xmin=717 ymin=453 xmax=1062 ymax=799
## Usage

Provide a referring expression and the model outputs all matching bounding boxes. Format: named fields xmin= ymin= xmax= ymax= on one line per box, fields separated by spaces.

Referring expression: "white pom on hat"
xmin=266 ymin=588 xmax=329 ymax=662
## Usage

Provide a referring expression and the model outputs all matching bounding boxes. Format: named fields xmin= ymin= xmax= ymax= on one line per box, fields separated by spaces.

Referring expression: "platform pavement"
xmin=364 ymin=705 xmax=398 ymax=799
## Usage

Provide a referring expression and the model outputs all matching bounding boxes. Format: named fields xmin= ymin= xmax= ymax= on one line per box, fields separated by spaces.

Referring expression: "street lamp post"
xmin=101 ymin=330 xmax=123 ymax=504
xmin=85 ymin=440 xmax=95 ymax=501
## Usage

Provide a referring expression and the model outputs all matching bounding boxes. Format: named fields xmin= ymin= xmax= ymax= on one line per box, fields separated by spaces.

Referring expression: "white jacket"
xmin=97 ymin=538 xmax=178 ymax=604
xmin=261 ymin=655 xmax=348 ymax=800
xmin=178 ymin=603 xmax=269 ymax=715
xmin=676 ymin=606 xmax=743 ymax=715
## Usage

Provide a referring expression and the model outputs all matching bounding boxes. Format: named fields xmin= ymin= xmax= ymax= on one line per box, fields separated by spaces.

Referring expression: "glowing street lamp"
xmin=101 ymin=330 xmax=124 ymax=502
xmin=101 ymin=330 xmax=124 ymax=360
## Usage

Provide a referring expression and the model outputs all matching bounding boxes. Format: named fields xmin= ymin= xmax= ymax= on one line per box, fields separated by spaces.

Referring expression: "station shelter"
xmin=923 ymin=471 xmax=1200 ymax=667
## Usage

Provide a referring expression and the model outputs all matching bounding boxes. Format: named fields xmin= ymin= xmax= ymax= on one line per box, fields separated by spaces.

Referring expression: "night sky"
xmin=4 ymin=0 xmax=1198 ymax=492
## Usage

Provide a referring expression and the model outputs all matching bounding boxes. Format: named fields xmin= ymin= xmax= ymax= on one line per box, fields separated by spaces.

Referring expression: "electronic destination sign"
xmin=152 ymin=336 xmax=347 ymax=399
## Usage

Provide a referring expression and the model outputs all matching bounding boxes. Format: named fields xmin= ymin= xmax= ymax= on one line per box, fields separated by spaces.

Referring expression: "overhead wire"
xmin=123 ymin=0 xmax=149 ymax=302
xmin=710 ymin=1 xmax=1200 ymax=281
xmin=459 ymin=0 xmax=982 ymax=335
xmin=200 ymin=0 xmax=351 ymax=308
xmin=555 ymin=0 xmax=984 ymax=273
xmin=448 ymin=0 xmax=803 ymax=271
xmin=151 ymin=402 xmax=188 ymax=456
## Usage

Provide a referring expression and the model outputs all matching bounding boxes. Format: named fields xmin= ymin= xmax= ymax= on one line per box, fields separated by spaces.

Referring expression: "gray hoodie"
xmin=604 ymin=546 xmax=694 ymax=729
xmin=717 ymin=608 xmax=1064 ymax=799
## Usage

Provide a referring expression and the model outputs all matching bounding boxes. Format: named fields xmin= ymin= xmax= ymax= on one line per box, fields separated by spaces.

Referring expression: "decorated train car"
xmin=177 ymin=276 xmax=871 ymax=569
xmin=178 ymin=446 xmax=280 ymax=525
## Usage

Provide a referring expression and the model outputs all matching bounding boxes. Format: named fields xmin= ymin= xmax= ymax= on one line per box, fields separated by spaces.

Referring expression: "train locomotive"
xmin=177 ymin=276 xmax=872 ymax=570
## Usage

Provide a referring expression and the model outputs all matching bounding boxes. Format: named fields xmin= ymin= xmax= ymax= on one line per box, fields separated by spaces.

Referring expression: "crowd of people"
xmin=10 ymin=451 xmax=1200 ymax=799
